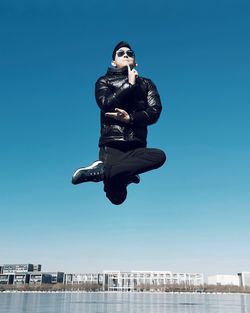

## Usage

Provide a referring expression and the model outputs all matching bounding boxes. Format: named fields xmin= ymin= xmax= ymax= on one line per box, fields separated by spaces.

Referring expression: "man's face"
xmin=113 ymin=47 xmax=136 ymax=69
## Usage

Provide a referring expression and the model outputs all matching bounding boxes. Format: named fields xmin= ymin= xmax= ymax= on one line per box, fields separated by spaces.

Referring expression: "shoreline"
xmin=1 ymin=290 xmax=250 ymax=295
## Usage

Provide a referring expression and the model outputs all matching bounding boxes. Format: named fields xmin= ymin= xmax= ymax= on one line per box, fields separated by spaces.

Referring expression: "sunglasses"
xmin=116 ymin=49 xmax=135 ymax=58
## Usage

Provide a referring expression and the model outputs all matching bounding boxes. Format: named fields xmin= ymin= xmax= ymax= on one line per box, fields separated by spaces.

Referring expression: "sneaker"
xmin=128 ymin=175 xmax=140 ymax=185
xmin=72 ymin=161 xmax=104 ymax=185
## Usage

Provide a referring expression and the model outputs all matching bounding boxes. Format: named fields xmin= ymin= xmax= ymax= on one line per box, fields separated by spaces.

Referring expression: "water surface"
xmin=1 ymin=292 xmax=250 ymax=313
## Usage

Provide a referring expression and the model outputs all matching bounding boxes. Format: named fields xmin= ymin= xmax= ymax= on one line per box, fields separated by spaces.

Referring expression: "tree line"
xmin=1 ymin=283 xmax=250 ymax=293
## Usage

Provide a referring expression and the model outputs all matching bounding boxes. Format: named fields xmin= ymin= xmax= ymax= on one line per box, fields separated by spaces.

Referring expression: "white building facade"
xmin=207 ymin=275 xmax=240 ymax=286
xmin=103 ymin=271 xmax=204 ymax=291
xmin=64 ymin=273 xmax=102 ymax=285
xmin=238 ymin=272 xmax=250 ymax=287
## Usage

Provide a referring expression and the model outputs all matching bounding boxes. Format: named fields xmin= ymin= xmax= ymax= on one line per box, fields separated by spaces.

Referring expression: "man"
xmin=72 ymin=41 xmax=166 ymax=205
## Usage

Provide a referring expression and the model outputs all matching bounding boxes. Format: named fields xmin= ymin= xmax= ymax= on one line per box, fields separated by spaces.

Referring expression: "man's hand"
xmin=127 ymin=64 xmax=138 ymax=85
xmin=105 ymin=108 xmax=130 ymax=123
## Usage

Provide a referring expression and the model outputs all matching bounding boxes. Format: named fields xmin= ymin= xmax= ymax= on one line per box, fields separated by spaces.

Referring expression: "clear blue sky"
xmin=0 ymin=0 xmax=249 ymax=278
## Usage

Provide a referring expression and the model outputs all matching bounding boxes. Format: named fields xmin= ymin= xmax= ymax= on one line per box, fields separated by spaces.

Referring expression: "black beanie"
xmin=112 ymin=41 xmax=133 ymax=60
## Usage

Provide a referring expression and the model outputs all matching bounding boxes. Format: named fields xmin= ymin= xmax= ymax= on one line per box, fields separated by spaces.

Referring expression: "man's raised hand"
xmin=127 ymin=64 xmax=138 ymax=85
xmin=105 ymin=108 xmax=130 ymax=123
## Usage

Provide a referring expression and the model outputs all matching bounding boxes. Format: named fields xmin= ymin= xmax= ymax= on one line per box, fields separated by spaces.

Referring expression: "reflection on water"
xmin=1 ymin=292 xmax=250 ymax=313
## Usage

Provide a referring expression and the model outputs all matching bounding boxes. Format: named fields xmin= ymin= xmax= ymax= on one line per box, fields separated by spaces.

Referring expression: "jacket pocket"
xmin=102 ymin=124 xmax=124 ymax=137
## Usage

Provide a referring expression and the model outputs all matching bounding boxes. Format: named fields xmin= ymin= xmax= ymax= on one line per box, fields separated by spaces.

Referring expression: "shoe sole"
xmin=72 ymin=161 xmax=104 ymax=184
xmin=72 ymin=161 xmax=103 ymax=177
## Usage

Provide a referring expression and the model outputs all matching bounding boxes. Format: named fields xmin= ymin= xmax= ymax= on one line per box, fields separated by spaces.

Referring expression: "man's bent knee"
xmin=106 ymin=192 xmax=127 ymax=205
xmin=105 ymin=186 xmax=127 ymax=205
xmin=154 ymin=149 xmax=167 ymax=167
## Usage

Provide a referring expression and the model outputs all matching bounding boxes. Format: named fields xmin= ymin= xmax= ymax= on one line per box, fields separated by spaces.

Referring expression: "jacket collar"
xmin=106 ymin=66 xmax=128 ymax=76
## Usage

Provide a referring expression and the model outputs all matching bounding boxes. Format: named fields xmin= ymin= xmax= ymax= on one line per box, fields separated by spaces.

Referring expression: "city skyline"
xmin=1 ymin=262 xmax=250 ymax=289
xmin=1 ymin=262 xmax=248 ymax=281
xmin=0 ymin=0 xmax=250 ymax=277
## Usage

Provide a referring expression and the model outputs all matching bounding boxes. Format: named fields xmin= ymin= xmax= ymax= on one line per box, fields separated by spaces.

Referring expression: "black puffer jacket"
xmin=95 ymin=66 xmax=162 ymax=148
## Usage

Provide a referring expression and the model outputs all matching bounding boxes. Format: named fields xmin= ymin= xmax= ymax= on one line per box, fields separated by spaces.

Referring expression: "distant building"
xmin=13 ymin=273 xmax=30 ymax=285
xmin=64 ymin=273 xmax=102 ymax=285
xmin=103 ymin=271 xmax=204 ymax=291
xmin=0 ymin=263 xmax=205 ymax=290
xmin=0 ymin=274 xmax=14 ymax=285
xmin=207 ymin=275 xmax=239 ymax=286
xmin=46 ymin=272 xmax=64 ymax=284
xmin=28 ymin=272 xmax=64 ymax=286
xmin=2 ymin=264 xmax=41 ymax=274
xmin=238 ymin=272 xmax=250 ymax=287
xmin=33 ymin=264 xmax=42 ymax=272
xmin=0 ymin=266 xmax=2 ymax=274
xmin=29 ymin=273 xmax=52 ymax=285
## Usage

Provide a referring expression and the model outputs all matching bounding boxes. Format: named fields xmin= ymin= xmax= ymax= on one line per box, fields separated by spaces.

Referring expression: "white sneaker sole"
xmin=72 ymin=161 xmax=103 ymax=177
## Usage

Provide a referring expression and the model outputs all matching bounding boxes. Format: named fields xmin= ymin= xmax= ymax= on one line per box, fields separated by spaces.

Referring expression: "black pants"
xmin=99 ymin=145 xmax=166 ymax=205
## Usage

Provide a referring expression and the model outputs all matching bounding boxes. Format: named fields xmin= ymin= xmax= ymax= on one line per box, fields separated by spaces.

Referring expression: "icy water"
xmin=1 ymin=292 xmax=250 ymax=313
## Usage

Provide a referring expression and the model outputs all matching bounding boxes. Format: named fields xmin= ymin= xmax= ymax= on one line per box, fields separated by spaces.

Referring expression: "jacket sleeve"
xmin=95 ymin=76 xmax=135 ymax=112
xmin=129 ymin=79 xmax=162 ymax=127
